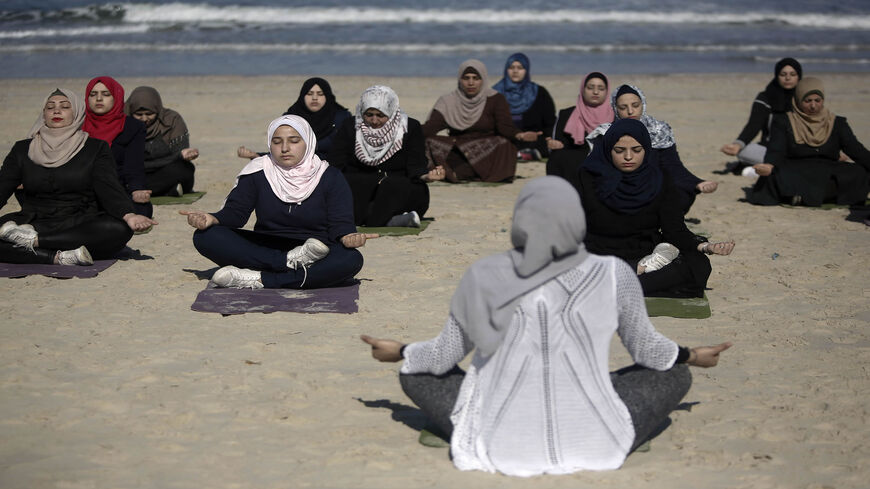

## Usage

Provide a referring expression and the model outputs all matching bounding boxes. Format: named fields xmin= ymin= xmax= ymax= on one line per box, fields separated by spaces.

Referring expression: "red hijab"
xmin=83 ymin=76 xmax=126 ymax=146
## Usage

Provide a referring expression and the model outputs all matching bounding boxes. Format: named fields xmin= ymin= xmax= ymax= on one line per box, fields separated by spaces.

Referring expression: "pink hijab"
xmin=563 ymin=72 xmax=614 ymax=146
xmin=236 ymin=115 xmax=328 ymax=204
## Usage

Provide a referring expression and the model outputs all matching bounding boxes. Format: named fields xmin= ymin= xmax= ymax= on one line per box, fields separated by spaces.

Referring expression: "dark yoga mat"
xmin=0 ymin=259 xmax=117 ymax=279
xmin=780 ymin=199 xmax=870 ymax=210
xmin=151 ymin=191 xmax=206 ymax=205
xmin=191 ymin=280 xmax=360 ymax=315
xmin=645 ymin=294 xmax=711 ymax=319
xmin=357 ymin=219 xmax=432 ymax=236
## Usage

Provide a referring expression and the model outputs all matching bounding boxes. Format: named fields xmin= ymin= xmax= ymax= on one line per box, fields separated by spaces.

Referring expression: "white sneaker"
xmin=386 ymin=211 xmax=421 ymax=228
xmin=286 ymin=238 xmax=329 ymax=270
xmin=741 ymin=166 xmax=759 ymax=178
xmin=0 ymin=221 xmax=38 ymax=252
xmin=55 ymin=246 xmax=93 ymax=266
xmin=211 ymin=266 xmax=263 ymax=289
xmin=638 ymin=243 xmax=679 ymax=273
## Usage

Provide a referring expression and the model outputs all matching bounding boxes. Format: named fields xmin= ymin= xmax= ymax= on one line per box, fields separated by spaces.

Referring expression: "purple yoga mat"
xmin=191 ymin=281 xmax=360 ymax=315
xmin=0 ymin=259 xmax=117 ymax=279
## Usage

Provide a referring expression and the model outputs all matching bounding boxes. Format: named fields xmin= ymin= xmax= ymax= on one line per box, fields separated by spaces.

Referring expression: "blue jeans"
xmin=192 ymin=226 xmax=363 ymax=289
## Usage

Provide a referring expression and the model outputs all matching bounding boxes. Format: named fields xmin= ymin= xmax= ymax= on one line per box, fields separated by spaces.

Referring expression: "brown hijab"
xmin=124 ymin=86 xmax=188 ymax=144
xmin=27 ymin=88 xmax=88 ymax=168
xmin=430 ymin=58 xmax=498 ymax=131
xmin=787 ymin=77 xmax=835 ymax=147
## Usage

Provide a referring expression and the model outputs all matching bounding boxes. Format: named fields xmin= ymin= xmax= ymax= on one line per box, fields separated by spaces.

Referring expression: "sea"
xmin=1 ymin=0 xmax=870 ymax=79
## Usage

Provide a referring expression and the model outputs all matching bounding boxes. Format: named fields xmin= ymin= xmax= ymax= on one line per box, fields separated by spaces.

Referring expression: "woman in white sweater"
xmin=361 ymin=176 xmax=731 ymax=476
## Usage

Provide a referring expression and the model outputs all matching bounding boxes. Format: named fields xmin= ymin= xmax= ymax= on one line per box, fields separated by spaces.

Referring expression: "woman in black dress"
xmin=328 ymin=85 xmax=444 ymax=227
xmin=0 ymin=88 xmax=156 ymax=265
xmin=579 ymin=119 xmax=734 ymax=297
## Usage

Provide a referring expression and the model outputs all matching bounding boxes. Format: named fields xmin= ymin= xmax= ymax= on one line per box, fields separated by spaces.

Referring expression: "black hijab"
xmin=581 ymin=118 xmax=662 ymax=214
xmin=284 ymin=77 xmax=346 ymax=140
xmin=764 ymin=57 xmax=803 ymax=113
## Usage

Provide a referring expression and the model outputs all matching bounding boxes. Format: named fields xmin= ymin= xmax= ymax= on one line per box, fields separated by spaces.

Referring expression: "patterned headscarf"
xmin=585 ymin=84 xmax=676 ymax=150
xmin=353 ymin=85 xmax=409 ymax=166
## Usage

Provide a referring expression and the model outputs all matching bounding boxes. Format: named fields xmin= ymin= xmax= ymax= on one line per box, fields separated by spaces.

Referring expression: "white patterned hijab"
xmin=586 ymin=84 xmax=676 ymax=150
xmin=353 ymin=85 xmax=409 ymax=166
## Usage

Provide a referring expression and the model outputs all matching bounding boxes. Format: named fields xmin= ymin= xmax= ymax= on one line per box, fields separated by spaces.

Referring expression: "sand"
xmin=0 ymin=73 xmax=868 ymax=489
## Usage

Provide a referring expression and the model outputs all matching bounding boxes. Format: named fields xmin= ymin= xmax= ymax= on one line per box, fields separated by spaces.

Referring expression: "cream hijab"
xmin=236 ymin=115 xmax=328 ymax=204
xmin=788 ymin=77 xmax=836 ymax=147
xmin=431 ymin=59 xmax=498 ymax=131
xmin=27 ymin=88 xmax=88 ymax=168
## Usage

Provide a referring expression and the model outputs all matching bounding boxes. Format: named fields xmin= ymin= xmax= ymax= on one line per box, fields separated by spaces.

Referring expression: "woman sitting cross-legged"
xmin=361 ymin=176 xmax=732 ymax=476
xmin=0 ymin=88 xmax=156 ymax=266
xmin=183 ymin=115 xmax=376 ymax=289
xmin=580 ymin=119 xmax=734 ymax=298
xmin=328 ymin=85 xmax=444 ymax=227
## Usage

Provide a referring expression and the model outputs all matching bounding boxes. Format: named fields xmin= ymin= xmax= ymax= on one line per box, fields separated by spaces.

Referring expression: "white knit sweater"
xmin=401 ymin=255 xmax=678 ymax=476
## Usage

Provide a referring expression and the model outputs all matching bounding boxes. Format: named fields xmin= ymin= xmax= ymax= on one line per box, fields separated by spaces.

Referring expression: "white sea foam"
xmin=0 ymin=24 xmax=149 ymax=39
xmin=113 ymin=4 xmax=870 ymax=29
xmin=0 ymin=42 xmax=866 ymax=54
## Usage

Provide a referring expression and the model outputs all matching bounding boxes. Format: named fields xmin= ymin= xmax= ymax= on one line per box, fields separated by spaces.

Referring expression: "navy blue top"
xmin=212 ymin=165 xmax=356 ymax=244
xmin=110 ymin=115 xmax=147 ymax=193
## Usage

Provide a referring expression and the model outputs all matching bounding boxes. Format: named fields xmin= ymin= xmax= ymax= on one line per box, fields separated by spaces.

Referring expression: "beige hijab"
xmin=431 ymin=58 xmax=498 ymax=131
xmin=788 ymin=77 xmax=836 ymax=147
xmin=27 ymin=88 xmax=88 ymax=168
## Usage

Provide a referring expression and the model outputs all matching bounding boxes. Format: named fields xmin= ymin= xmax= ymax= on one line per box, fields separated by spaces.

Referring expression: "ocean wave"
xmin=3 ymin=4 xmax=870 ymax=30
xmin=0 ymin=24 xmax=148 ymax=39
xmin=1 ymin=42 xmax=868 ymax=54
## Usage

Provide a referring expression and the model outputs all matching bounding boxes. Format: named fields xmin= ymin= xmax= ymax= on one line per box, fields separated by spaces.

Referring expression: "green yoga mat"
xmin=428 ymin=181 xmax=510 ymax=187
xmin=418 ymin=428 xmax=449 ymax=448
xmin=645 ymin=294 xmax=711 ymax=319
xmin=151 ymin=191 xmax=206 ymax=205
xmin=357 ymin=219 xmax=431 ymax=236
xmin=780 ymin=199 xmax=870 ymax=210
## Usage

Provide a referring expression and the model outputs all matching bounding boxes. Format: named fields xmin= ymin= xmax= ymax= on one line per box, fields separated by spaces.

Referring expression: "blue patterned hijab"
xmin=492 ymin=53 xmax=539 ymax=115
xmin=582 ymin=118 xmax=663 ymax=214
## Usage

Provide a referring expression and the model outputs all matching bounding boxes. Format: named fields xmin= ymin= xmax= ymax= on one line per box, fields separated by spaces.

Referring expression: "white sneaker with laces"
xmin=286 ymin=238 xmax=329 ymax=270
xmin=385 ymin=211 xmax=421 ymax=228
xmin=638 ymin=243 xmax=679 ymax=273
xmin=211 ymin=266 xmax=263 ymax=289
xmin=55 ymin=246 xmax=93 ymax=266
xmin=0 ymin=221 xmax=38 ymax=252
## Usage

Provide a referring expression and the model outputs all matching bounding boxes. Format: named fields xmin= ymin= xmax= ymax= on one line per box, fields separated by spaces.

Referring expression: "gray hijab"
xmin=450 ymin=176 xmax=590 ymax=357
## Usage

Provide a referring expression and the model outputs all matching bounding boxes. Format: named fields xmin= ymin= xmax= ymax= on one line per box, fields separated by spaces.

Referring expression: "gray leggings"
xmin=400 ymin=363 xmax=691 ymax=452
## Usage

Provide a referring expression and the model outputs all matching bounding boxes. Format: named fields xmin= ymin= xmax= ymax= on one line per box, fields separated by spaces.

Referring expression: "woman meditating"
xmin=546 ymin=72 xmax=614 ymax=189
xmin=361 ymin=176 xmax=731 ymax=476
xmin=238 ymin=77 xmax=352 ymax=161
xmin=422 ymin=59 xmax=541 ymax=183
xmin=721 ymin=57 xmax=803 ymax=174
xmin=124 ymin=86 xmax=200 ymax=196
xmin=329 ymin=85 xmax=444 ymax=227
xmin=491 ymin=53 xmax=556 ymax=161
xmin=0 ymin=88 xmax=156 ymax=265
xmin=183 ymin=115 xmax=375 ymax=289
xmin=581 ymin=119 xmax=734 ymax=298
xmin=747 ymin=77 xmax=870 ymax=206
xmin=587 ymin=84 xmax=718 ymax=214
xmin=84 ymin=76 xmax=152 ymax=217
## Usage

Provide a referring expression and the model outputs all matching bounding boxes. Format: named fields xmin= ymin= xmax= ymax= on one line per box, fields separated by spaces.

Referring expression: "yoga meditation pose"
xmin=580 ymin=119 xmax=734 ymax=298
xmin=183 ymin=115 xmax=374 ymax=289
xmin=125 ymin=86 xmax=200 ymax=197
xmin=361 ymin=176 xmax=731 ymax=476
xmin=587 ymin=84 xmax=718 ymax=214
xmin=329 ymin=85 xmax=444 ymax=227
xmin=546 ymin=71 xmax=614 ymax=190
xmin=747 ymin=77 xmax=870 ymax=206
xmin=83 ymin=76 xmax=152 ymax=217
xmin=238 ymin=77 xmax=351 ymax=161
xmin=0 ymin=88 xmax=156 ymax=265
xmin=491 ymin=53 xmax=555 ymax=160
xmin=422 ymin=59 xmax=540 ymax=183
xmin=721 ymin=57 xmax=803 ymax=173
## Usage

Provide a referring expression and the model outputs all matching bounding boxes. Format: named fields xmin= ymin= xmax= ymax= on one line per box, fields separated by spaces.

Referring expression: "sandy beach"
xmin=0 ymin=73 xmax=868 ymax=489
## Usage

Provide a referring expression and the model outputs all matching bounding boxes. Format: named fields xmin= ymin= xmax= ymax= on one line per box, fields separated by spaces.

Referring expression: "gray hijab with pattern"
xmin=586 ymin=84 xmax=676 ymax=150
